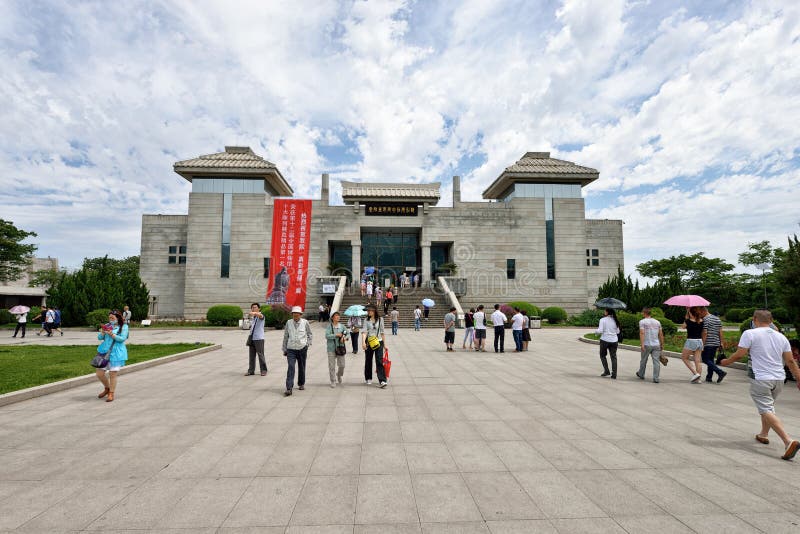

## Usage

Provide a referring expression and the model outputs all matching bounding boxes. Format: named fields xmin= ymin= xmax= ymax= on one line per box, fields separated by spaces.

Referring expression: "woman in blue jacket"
xmin=95 ymin=310 xmax=129 ymax=402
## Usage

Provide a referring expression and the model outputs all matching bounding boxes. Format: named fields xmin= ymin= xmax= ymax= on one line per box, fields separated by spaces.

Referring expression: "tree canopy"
xmin=0 ymin=219 xmax=37 ymax=283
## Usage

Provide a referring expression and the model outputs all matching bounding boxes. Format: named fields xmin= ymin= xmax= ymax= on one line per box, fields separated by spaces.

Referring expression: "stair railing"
xmin=330 ymin=275 xmax=348 ymax=314
xmin=438 ymin=276 xmax=465 ymax=327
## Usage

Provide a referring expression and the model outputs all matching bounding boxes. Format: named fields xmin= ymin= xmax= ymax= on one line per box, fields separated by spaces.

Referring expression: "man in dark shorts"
xmin=443 ymin=307 xmax=456 ymax=352
xmin=473 ymin=305 xmax=487 ymax=352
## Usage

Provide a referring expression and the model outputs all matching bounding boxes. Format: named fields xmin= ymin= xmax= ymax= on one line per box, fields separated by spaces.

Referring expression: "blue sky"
xmin=1 ymin=0 xmax=799 ymax=277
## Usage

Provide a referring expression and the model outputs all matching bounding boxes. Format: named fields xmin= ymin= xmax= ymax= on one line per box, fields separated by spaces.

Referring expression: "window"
xmin=507 ymin=259 xmax=516 ymax=279
xmin=592 ymin=249 xmax=599 ymax=257
xmin=264 ymin=257 xmax=270 ymax=279
xmin=592 ymin=258 xmax=599 ymax=266
xmin=545 ymin=197 xmax=555 ymax=279
xmin=221 ymin=193 xmax=232 ymax=277
xmin=586 ymin=259 xmax=591 ymax=266
xmin=168 ymin=244 xmax=186 ymax=265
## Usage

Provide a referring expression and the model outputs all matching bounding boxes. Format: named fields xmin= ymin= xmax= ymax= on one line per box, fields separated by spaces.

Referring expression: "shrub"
xmin=0 ymin=309 xmax=14 ymax=325
xmin=568 ymin=308 xmax=605 ymax=326
xmin=740 ymin=318 xmax=782 ymax=334
xmin=649 ymin=307 xmax=665 ymax=318
xmin=262 ymin=305 xmax=291 ymax=329
xmin=615 ymin=311 xmax=678 ymax=340
xmin=507 ymin=301 xmax=541 ymax=317
xmin=771 ymin=307 xmax=791 ymax=324
xmin=206 ymin=305 xmax=243 ymax=326
xmin=541 ymin=306 xmax=567 ymax=324
xmin=740 ymin=307 xmax=757 ymax=322
xmin=86 ymin=308 xmax=112 ymax=328
xmin=725 ymin=308 xmax=743 ymax=322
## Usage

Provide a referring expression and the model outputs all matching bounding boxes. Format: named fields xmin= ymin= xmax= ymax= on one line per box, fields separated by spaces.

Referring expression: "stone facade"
xmin=140 ymin=147 xmax=624 ymax=319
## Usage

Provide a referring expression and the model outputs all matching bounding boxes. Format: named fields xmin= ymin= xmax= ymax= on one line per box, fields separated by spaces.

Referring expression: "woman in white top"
xmin=596 ymin=308 xmax=621 ymax=379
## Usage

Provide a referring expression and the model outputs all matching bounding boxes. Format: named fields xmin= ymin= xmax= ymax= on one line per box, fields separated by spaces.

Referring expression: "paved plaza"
xmin=1 ymin=325 xmax=799 ymax=533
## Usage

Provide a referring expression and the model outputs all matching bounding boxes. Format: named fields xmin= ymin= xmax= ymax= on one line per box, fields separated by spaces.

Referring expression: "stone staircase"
xmin=335 ymin=284 xmax=450 ymax=329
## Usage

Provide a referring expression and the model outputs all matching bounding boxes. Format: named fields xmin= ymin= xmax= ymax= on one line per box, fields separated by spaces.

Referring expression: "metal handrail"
xmin=438 ymin=276 xmax=465 ymax=327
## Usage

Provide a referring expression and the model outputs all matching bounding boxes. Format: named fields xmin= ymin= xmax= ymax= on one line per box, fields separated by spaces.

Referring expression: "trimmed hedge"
xmin=541 ymin=306 xmax=567 ymax=324
xmin=0 ymin=309 xmax=13 ymax=325
xmin=507 ymin=301 xmax=541 ymax=318
xmin=206 ymin=305 xmax=243 ymax=326
xmin=739 ymin=318 xmax=782 ymax=334
xmin=86 ymin=308 xmax=112 ymax=328
xmin=725 ymin=308 xmax=744 ymax=322
xmin=568 ymin=308 xmax=605 ymax=326
xmin=617 ymin=311 xmax=678 ymax=339
xmin=771 ymin=307 xmax=791 ymax=324
xmin=262 ymin=305 xmax=291 ymax=329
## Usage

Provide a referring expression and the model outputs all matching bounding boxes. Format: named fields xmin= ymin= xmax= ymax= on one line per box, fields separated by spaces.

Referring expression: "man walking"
xmin=700 ymin=306 xmax=727 ymax=383
xmin=637 ymin=308 xmax=665 ymax=383
xmin=473 ymin=305 xmax=487 ymax=352
xmin=390 ymin=306 xmax=399 ymax=335
xmin=282 ymin=306 xmax=312 ymax=396
xmin=443 ymin=307 xmax=456 ymax=351
xmin=245 ymin=303 xmax=267 ymax=376
xmin=721 ymin=309 xmax=800 ymax=460
xmin=491 ymin=304 xmax=507 ymax=353
xmin=413 ymin=305 xmax=422 ymax=331
xmin=511 ymin=307 xmax=524 ymax=352
xmin=44 ymin=306 xmax=55 ymax=336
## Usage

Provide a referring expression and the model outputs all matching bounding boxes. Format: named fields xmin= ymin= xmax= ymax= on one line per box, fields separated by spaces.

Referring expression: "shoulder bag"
xmin=91 ymin=339 xmax=115 ymax=368
xmin=246 ymin=317 xmax=259 ymax=347
xmin=331 ymin=324 xmax=347 ymax=356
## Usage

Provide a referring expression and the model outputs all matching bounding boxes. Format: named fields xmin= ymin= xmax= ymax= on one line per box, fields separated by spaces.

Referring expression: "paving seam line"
xmin=577 ymin=336 xmax=747 ymax=370
xmin=0 ymin=344 xmax=222 ymax=407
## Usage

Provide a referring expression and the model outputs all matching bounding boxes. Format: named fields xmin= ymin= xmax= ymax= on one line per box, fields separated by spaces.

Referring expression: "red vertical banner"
xmin=266 ymin=199 xmax=313 ymax=308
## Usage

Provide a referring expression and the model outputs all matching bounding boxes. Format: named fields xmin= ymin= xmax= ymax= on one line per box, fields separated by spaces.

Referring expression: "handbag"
xmin=331 ymin=324 xmax=347 ymax=356
xmin=382 ymin=347 xmax=392 ymax=378
xmin=367 ymin=335 xmax=381 ymax=350
xmin=90 ymin=339 xmax=115 ymax=368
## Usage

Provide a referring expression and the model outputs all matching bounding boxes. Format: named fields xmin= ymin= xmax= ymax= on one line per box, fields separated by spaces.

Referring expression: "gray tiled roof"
xmin=341 ymin=181 xmax=441 ymax=200
xmin=503 ymin=152 xmax=598 ymax=175
xmin=174 ymin=146 xmax=277 ymax=170
xmin=482 ymin=151 xmax=599 ymax=199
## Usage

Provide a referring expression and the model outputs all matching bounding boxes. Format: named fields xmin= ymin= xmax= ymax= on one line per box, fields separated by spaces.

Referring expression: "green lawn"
xmin=0 ymin=343 xmax=210 ymax=395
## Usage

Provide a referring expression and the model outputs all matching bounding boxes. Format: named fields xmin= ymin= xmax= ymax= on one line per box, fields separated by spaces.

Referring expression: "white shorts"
xmin=104 ymin=364 xmax=124 ymax=372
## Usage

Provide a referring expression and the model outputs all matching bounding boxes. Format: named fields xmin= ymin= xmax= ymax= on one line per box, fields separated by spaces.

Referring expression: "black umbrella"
xmin=594 ymin=297 xmax=627 ymax=310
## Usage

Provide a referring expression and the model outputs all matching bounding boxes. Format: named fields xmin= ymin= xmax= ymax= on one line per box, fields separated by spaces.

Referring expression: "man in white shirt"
xmin=413 ymin=306 xmax=422 ymax=331
xmin=13 ymin=310 xmax=27 ymax=338
xmin=490 ymin=304 xmax=507 ymax=353
xmin=511 ymin=307 xmax=524 ymax=352
xmin=637 ymin=308 xmax=665 ymax=383
xmin=282 ymin=306 xmax=313 ymax=397
xmin=721 ymin=309 xmax=800 ymax=460
xmin=473 ymin=305 xmax=487 ymax=352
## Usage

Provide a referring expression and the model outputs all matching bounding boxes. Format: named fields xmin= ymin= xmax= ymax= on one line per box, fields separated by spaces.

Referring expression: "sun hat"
xmin=291 ymin=306 xmax=303 ymax=314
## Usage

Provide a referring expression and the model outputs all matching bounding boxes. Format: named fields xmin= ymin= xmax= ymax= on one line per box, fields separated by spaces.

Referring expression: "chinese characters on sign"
xmin=266 ymin=199 xmax=313 ymax=307
xmin=364 ymin=203 xmax=418 ymax=216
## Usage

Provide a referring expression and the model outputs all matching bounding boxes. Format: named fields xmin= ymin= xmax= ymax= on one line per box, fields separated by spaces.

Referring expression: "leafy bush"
xmin=725 ymin=308 xmax=744 ymax=322
xmin=0 ymin=309 xmax=13 ymax=325
xmin=740 ymin=318 xmax=782 ymax=333
xmin=740 ymin=308 xmax=757 ymax=322
xmin=568 ymin=308 xmax=605 ymax=326
xmin=649 ymin=307 xmax=665 ymax=318
xmin=86 ymin=308 xmax=112 ymax=329
xmin=206 ymin=305 xmax=243 ymax=326
xmin=616 ymin=311 xmax=677 ymax=340
xmin=541 ymin=306 xmax=567 ymax=324
xmin=262 ymin=305 xmax=291 ymax=329
xmin=771 ymin=307 xmax=791 ymax=324
xmin=507 ymin=301 xmax=541 ymax=317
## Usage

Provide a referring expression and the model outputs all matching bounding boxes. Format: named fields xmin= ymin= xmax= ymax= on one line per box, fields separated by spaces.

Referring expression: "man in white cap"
xmin=282 ymin=306 xmax=312 ymax=396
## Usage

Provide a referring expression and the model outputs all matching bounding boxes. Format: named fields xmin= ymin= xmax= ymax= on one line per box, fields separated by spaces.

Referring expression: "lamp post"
xmin=755 ymin=262 xmax=770 ymax=309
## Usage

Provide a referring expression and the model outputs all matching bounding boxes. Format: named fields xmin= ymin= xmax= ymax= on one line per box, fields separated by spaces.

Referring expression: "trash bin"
xmin=240 ymin=318 xmax=251 ymax=330
xmin=531 ymin=316 xmax=542 ymax=329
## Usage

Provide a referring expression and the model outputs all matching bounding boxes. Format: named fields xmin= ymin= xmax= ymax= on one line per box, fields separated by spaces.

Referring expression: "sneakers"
xmin=284 ymin=390 xmax=292 ymax=396
xmin=782 ymin=440 xmax=799 ymax=461
xmin=330 ymin=382 xmax=335 ymax=388
xmin=366 ymin=380 xmax=372 ymax=385
xmin=601 ymin=372 xmax=611 ymax=377
xmin=298 ymin=385 xmax=305 ymax=390
xmin=716 ymin=371 xmax=727 ymax=384
xmin=379 ymin=381 xmax=387 ymax=388
xmin=690 ymin=373 xmax=701 ymax=383
xmin=653 ymin=379 xmax=659 ymax=383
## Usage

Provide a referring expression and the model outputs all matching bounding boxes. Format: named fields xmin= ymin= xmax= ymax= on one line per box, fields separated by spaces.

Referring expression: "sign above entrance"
xmin=365 ymin=203 xmax=418 ymax=216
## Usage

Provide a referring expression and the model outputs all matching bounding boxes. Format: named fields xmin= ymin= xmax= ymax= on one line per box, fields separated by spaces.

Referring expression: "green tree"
xmin=738 ymin=240 xmax=781 ymax=267
xmin=773 ymin=235 xmax=800 ymax=331
xmin=636 ymin=253 xmax=734 ymax=287
xmin=0 ymin=219 xmax=37 ymax=283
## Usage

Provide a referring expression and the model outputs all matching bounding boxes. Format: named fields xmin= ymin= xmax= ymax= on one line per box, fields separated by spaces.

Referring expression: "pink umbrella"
xmin=8 ymin=305 xmax=30 ymax=314
xmin=663 ymin=295 xmax=710 ymax=307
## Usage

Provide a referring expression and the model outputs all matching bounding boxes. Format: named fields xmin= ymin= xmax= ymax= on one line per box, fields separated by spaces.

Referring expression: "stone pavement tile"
xmin=446 ymin=440 xmax=507 ymax=472
xmin=657 ymin=439 xmax=732 ymax=467
xmin=259 ymin=442 xmax=319 ymax=476
xmin=220 ymin=526 xmax=285 ymax=533
xmin=17 ymin=480 xmax=139 ymax=532
xmin=323 ymin=422 xmax=365 ymax=445
xmin=527 ymin=440 xmax=604 ymax=471
xmin=264 ymin=405 xmax=305 ymax=422
xmin=494 ymin=405 xmax=530 ymax=421
xmin=673 ymin=514 xmax=761 ymax=533
xmin=486 ymin=519 xmax=558 ymax=533
xmin=738 ymin=512 xmax=800 ymax=533
xmin=710 ymin=438 xmax=790 ymax=466
xmin=470 ymin=421 xmax=522 ymax=441
xmin=405 ymin=442 xmax=458 ymax=473
xmin=463 ymin=472 xmax=544 ymax=521
xmin=437 ymin=420 xmax=483 ymax=442
xmin=363 ymin=421 xmax=403 ymax=443
xmin=365 ymin=405 xmax=400 ymax=422
xmin=290 ymin=475 xmax=358 ymax=525
xmin=613 ymin=468 xmax=724 ymax=516
xmin=311 ymin=444 xmax=362 ymax=475
xmin=398 ymin=404 xmax=431 ymax=421
xmin=0 ymin=479 xmax=82 ymax=530
xmin=355 ymin=474 xmax=418 ymax=524
xmin=539 ymin=420 xmax=599 ymax=441
xmin=298 ymin=406 xmax=336 ymax=423
xmin=660 ymin=467 xmax=784 ymax=513
xmin=360 ymin=442 xmax=409 ymax=475
xmin=421 ymin=522 xmax=489 ymax=533
xmin=86 ymin=478 xmax=196 ymax=530
xmin=488 ymin=441 xmax=554 ymax=471
xmin=428 ymin=403 xmax=465 ymax=421
xmin=549 ymin=518 xmax=627 ymax=533
xmin=151 ymin=424 xmax=219 ymax=448
xmin=222 ymin=476 xmax=305 ymax=528
xmin=513 ymin=470 xmax=606 ymax=519
xmin=562 ymin=470 xmax=664 ymax=517
xmin=156 ymin=476 xmax=250 ymax=529
xmin=330 ymin=406 xmax=366 ymax=423
xmin=459 ymin=404 xmax=498 ymax=421
xmin=609 ymin=438 xmax=694 ymax=469
xmin=412 ymin=473 xmax=483 ymax=523
xmin=212 ymin=443 xmax=274 ymax=477
xmin=199 ymin=408 xmax=265 ymax=425
xmin=511 ymin=420 xmax=560 ymax=441
xmin=282 ymin=422 xmax=329 ymax=446
xmin=613 ymin=515 xmax=695 ymax=533
xmin=285 ymin=526 xmax=354 ymax=534
xmin=401 ymin=421 xmax=443 ymax=442
xmin=751 ymin=465 xmax=800 ymax=491
xmin=238 ymin=421 xmax=291 ymax=444
xmin=355 ymin=523 xmax=422 ymax=533
xmin=574 ymin=418 xmax=631 ymax=440
xmin=571 ymin=439 xmax=650 ymax=469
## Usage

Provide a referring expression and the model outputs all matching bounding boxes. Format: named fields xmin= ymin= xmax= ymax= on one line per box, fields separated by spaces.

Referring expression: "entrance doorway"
xmin=361 ymin=229 xmax=420 ymax=284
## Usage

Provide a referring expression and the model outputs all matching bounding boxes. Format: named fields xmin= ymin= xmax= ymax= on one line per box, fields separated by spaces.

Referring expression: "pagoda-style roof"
xmin=482 ymin=152 xmax=599 ymax=199
xmin=173 ymin=146 xmax=293 ymax=196
xmin=341 ymin=181 xmax=441 ymax=204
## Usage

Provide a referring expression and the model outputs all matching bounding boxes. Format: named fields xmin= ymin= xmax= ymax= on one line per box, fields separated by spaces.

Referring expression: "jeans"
xmin=13 ymin=323 xmax=26 ymax=337
xmin=285 ymin=347 xmax=308 ymax=391
xmin=493 ymin=325 xmax=505 ymax=352
xmin=599 ymin=340 xmax=618 ymax=377
xmin=462 ymin=327 xmax=474 ymax=347
xmin=248 ymin=339 xmax=267 ymax=373
xmin=364 ymin=342 xmax=387 ymax=383
xmin=350 ymin=331 xmax=360 ymax=353
xmin=414 ymin=317 xmax=421 ymax=331
xmin=512 ymin=330 xmax=523 ymax=351
xmin=638 ymin=345 xmax=661 ymax=381
xmin=702 ymin=345 xmax=725 ymax=380
xmin=391 ymin=321 xmax=398 ymax=335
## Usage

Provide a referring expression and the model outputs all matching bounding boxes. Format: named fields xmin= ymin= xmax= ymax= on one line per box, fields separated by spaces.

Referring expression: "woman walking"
xmin=366 ymin=280 xmax=374 ymax=303
xmin=245 ymin=303 xmax=267 ymax=376
xmin=596 ymin=308 xmax=620 ymax=379
xmin=522 ymin=310 xmax=531 ymax=351
xmin=682 ymin=307 xmax=705 ymax=383
xmin=361 ymin=305 xmax=388 ymax=388
xmin=348 ymin=313 xmax=362 ymax=354
xmin=462 ymin=308 xmax=475 ymax=349
xmin=325 ymin=312 xmax=348 ymax=387
xmin=95 ymin=310 xmax=129 ymax=402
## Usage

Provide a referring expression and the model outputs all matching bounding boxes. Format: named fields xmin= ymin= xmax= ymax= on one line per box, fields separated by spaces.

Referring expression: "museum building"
xmin=139 ymin=146 xmax=623 ymax=319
